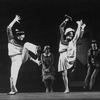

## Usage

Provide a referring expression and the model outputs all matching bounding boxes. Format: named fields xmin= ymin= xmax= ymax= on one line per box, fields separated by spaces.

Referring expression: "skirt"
xmin=58 ymin=51 xmax=74 ymax=72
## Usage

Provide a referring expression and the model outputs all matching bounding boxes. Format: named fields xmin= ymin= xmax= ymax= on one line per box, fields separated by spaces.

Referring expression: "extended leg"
xmin=21 ymin=42 xmax=38 ymax=64
xmin=23 ymin=42 xmax=38 ymax=55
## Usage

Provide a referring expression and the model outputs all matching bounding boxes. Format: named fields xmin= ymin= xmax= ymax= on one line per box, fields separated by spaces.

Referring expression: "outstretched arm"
xmin=59 ymin=18 xmax=69 ymax=33
xmin=72 ymin=20 xmax=83 ymax=43
xmin=59 ymin=14 xmax=72 ymax=33
xmin=7 ymin=15 xmax=21 ymax=41
xmin=8 ymin=15 xmax=21 ymax=28
xmin=80 ymin=23 xmax=86 ymax=38
xmin=60 ymin=18 xmax=69 ymax=44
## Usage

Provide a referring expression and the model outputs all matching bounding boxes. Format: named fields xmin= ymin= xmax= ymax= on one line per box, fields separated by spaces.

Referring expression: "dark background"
xmin=0 ymin=0 xmax=100 ymax=92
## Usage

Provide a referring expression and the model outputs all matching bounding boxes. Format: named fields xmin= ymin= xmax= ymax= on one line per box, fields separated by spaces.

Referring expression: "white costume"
xmin=58 ymin=20 xmax=84 ymax=72
xmin=58 ymin=18 xmax=85 ymax=94
xmin=7 ymin=26 xmax=38 ymax=93
xmin=58 ymin=41 xmax=76 ymax=72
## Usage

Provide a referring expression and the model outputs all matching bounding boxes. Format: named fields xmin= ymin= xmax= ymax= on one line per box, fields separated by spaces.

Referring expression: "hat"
xmin=64 ymin=27 xmax=75 ymax=35
xmin=15 ymin=29 xmax=25 ymax=36
xmin=92 ymin=40 xmax=96 ymax=43
xmin=91 ymin=40 xmax=96 ymax=43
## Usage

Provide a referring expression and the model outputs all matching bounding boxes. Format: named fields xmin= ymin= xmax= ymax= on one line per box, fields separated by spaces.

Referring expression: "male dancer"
xmin=7 ymin=15 xmax=40 ymax=95
xmin=83 ymin=40 xmax=100 ymax=90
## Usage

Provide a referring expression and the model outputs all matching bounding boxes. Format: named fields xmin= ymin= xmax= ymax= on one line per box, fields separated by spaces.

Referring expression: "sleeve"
xmin=48 ymin=54 xmax=55 ymax=71
xmin=41 ymin=54 xmax=46 ymax=70
xmin=72 ymin=24 xmax=81 ymax=44
xmin=41 ymin=54 xmax=43 ymax=64
xmin=7 ymin=26 xmax=14 ymax=42
xmin=60 ymin=21 xmax=68 ymax=45
xmin=51 ymin=54 xmax=54 ymax=65
xmin=87 ymin=49 xmax=91 ymax=67
xmin=59 ymin=20 xmax=67 ymax=35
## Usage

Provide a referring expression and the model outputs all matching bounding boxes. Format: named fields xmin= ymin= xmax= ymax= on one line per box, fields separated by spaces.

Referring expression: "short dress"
xmin=58 ymin=41 xmax=76 ymax=72
xmin=41 ymin=53 xmax=55 ymax=81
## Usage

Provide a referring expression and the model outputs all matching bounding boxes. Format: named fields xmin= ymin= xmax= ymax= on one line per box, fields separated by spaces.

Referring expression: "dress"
xmin=58 ymin=41 xmax=76 ymax=72
xmin=41 ymin=53 xmax=55 ymax=81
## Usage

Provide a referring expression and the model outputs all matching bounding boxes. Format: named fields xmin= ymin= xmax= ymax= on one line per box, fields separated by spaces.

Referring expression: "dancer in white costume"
xmin=7 ymin=15 xmax=41 ymax=95
xmin=58 ymin=15 xmax=86 ymax=93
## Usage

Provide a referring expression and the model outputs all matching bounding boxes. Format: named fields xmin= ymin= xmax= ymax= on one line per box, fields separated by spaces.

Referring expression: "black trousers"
xmin=84 ymin=65 xmax=100 ymax=90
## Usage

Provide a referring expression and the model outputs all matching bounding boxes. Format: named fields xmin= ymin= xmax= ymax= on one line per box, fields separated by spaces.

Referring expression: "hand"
xmin=81 ymin=23 xmax=86 ymax=30
xmin=87 ymin=64 xmax=90 ymax=67
xmin=35 ymin=59 xmax=41 ymax=66
xmin=76 ymin=20 xmax=83 ymax=26
xmin=65 ymin=14 xmax=72 ymax=21
xmin=71 ymin=69 xmax=75 ymax=73
xmin=65 ymin=18 xmax=69 ymax=22
xmin=14 ymin=15 xmax=21 ymax=23
xmin=45 ymin=69 xmax=49 ymax=72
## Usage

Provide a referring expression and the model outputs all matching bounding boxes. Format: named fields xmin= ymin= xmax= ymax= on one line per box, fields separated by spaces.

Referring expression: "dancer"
xmin=7 ymin=15 xmax=41 ymax=95
xmin=83 ymin=40 xmax=100 ymax=90
xmin=58 ymin=15 xmax=86 ymax=93
xmin=41 ymin=46 xmax=55 ymax=93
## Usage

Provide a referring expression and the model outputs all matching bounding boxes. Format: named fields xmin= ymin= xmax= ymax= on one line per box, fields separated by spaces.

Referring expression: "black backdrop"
xmin=0 ymin=0 xmax=100 ymax=92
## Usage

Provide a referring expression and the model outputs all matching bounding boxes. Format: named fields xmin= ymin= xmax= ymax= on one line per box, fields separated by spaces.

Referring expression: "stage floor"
xmin=0 ymin=92 xmax=100 ymax=100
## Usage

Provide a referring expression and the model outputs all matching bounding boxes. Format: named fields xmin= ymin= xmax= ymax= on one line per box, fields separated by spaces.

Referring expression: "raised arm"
xmin=7 ymin=15 xmax=21 ymax=41
xmin=80 ymin=23 xmax=86 ymax=38
xmin=59 ymin=14 xmax=72 ymax=34
xmin=8 ymin=15 xmax=20 ymax=28
xmin=59 ymin=18 xmax=69 ymax=34
xmin=72 ymin=20 xmax=83 ymax=43
xmin=60 ymin=18 xmax=69 ymax=44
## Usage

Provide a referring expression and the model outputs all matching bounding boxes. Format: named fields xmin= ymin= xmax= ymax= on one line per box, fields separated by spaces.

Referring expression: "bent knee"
xmin=24 ymin=42 xmax=30 ymax=48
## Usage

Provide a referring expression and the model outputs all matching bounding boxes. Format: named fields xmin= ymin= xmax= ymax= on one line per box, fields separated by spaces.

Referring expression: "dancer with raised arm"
xmin=7 ymin=15 xmax=41 ymax=95
xmin=58 ymin=15 xmax=86 ymax=93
